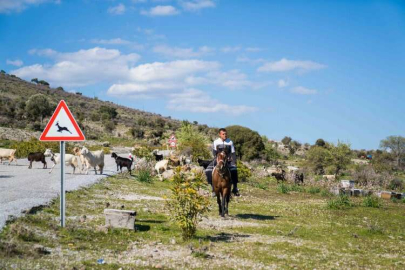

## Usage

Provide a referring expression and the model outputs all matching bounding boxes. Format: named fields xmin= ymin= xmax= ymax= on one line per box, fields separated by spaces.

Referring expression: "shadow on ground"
xmin=200 ymin=232 xmax=251 ymax=243
xmin=235 ymin=214 xmax=279 ymax=221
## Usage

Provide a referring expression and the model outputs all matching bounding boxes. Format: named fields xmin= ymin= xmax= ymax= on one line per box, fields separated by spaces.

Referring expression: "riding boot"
xmin=231 ymin=169 xmax=240 ymax=196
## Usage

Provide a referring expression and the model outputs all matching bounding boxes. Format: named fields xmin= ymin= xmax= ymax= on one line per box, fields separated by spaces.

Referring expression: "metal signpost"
xmin=39 ymin=100 xmax=85 ymax=227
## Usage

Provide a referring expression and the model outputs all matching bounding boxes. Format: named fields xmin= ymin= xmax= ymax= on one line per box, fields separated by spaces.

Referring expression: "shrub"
xmin=11 ymin=138 xmax=58 ymax=158
xmin=177 ymin=122 xmax=210 ymax=161
xmin=307 ymin=187 xmax=321 ymax=194
xmin=388 ymin=179 xmax=404 ymax=191
xmin=327 ymin=195 xmax=353 ymax=210
xmin=237 ymin=161 xmax=251 ymax=182
xmin=136 ymin=169 xmax=153 ymax=183
xmin=226 ymin=125 xmax=265 ymax=161
xmin=166 ymin=169 xmax=210 ymax=240
xmin=133 ymin=146 xmax=153 ymax=161
xmin=363 ymin=196 xmax=382 ymax=208
xmin=277 ymin=183 xmax=289 ymax=194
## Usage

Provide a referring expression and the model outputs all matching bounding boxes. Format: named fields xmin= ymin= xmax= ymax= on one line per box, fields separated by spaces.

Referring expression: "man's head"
xmin=218 ymin=128 xmax=227 ymax=141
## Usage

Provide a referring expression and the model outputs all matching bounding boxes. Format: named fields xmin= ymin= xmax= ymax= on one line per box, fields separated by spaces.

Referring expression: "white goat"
xmin=73 ymin=147 xmax=88 ymax=171
xmin=0 ymin=148 xmax=17 ymax=165
xmin=44 ymin=149 xmax=81 ymax=174
xmin=155 ymin=159 xmax=169 ymax=175
xmin=80 ymin=147 xmax=105 ymax=175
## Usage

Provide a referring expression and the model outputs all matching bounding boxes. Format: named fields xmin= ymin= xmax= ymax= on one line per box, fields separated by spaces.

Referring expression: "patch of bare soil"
xmin=199 ymin=216 xmax=264 ymax=230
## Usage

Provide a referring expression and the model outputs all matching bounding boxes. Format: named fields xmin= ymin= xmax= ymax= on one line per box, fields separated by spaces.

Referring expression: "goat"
xmin=294 ymin=172 xmax=304 ymax=185
xmin=153 ymin=151 xmax=163 ymax=161
xmin=44 ymin=149 xmax=80 ymax=174
xmin=271 ymin=170 xmax=286 ymax=183
xmin=80 ymin=147 xmax=104 ymax=175
xmin=197 ymin=158 xmax=212 ymax=169
xmin=111 ymin=152 xmax=133 ymax=175
xmin=27 ymin=152 xmax=47 ymax=169
xmin=155 ymin=159 xmax=169 ymax=175
xmin=73 ymin=147 xmax=88 ymax=171
xmin=0 ymin=148 xmax=17 ymax=165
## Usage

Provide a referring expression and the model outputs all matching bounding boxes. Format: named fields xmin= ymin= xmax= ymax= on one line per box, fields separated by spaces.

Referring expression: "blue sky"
xmin=1 ymin=0 xmax=404 ymax=150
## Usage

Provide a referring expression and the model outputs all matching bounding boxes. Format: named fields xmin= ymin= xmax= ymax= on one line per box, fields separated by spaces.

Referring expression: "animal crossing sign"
xmin=39 ymin=100 xmax=85 ymax=228
xmin=40 ymin=100 xmax=85 ymax=141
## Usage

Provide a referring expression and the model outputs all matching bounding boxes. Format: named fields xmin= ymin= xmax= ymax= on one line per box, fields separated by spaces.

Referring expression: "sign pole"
xmin=60 ymin=141 xmax=65 ymax=227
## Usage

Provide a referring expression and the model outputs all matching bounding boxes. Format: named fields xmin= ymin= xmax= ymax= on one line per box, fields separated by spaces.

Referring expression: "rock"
xmin=79 ymin=215 xmax=86 ymax=223
xmin=170 ymin=238 xmax=176 ymax=245
xmin=102 ymin=141 xmax=110 ymax=147
xmin=33 ymin=244 xmax=51 ymax=255
xmin=162 ymin=169 xmax=175 ymax=180
xmin=104 ymin=209 xmax=136 ymax=230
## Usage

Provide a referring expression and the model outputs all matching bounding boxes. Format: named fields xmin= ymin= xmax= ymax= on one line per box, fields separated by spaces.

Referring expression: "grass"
xmin=326 ymin=195 xmax=353 ymax=209
xmin=1 ymin=173 xmax=405 ymax=269
xmin=363 ymin=196 xmax=382 ymax=208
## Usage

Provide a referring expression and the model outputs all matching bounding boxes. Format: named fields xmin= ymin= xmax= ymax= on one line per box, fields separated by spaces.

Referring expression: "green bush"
xmin=237 ymin=161 xmax=251 ymax=182
xmin=327 ymin=195 xmax=353 ymax=210
xmin=307 ymin=187 xmax=321 ymax=194
xmin=133 ymin=146 xmax=153 ymax=161
xmin=136 ymin=169 xmax=153 ymax=183
xmin=277 ymin=183 xmax=290 ymax=194
xmin=87 ymin=146 xmax=111 ymax=154
xmin=363 ymin=196 xmax=382 ymax=208
xmin=177 ymin=122 xmax=210 ymax=161
xmin=166 ymin=169 xmax=210 ymax=240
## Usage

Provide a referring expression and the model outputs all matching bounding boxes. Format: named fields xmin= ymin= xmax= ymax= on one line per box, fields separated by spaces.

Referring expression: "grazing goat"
xmin=44 ymin=149 xmax=80 ymax=174
xmin=27 ymin=152 xmax=47 ymax=169
xmin=0 ymin=148 xmax=17 ymax=165
xmin=73 ymin=147 xmax=88 ymax=171
xmin=155 ymin=159 xmax=168 ymax=175
xmin=80 ymin=147 xmax=105 ymax=175
xmin=322 ymin=175 xmax=336 ymax=181
xmin=294 ymin=172 xmax=304 ymax=185
xmin=197 ymin=158 xmax=212 ymax=169
xmin=153 ymin=151 xmax=163 ymax=161
xmin=271 ymin=170 xmax=286 ymax=183
xmin=111 ymin=152 xmax=133 ymax=175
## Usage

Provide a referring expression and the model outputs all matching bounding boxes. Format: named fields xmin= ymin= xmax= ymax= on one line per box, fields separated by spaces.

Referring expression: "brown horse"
xmin=212 ymin=150 xmax=232 ymax=217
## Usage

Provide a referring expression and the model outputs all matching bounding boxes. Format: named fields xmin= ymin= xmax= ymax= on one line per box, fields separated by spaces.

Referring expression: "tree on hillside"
xmin=31 ymin=78 xmax=38 ymax=84
xmin=371 ymin=151 xmax=395 ymax=173
xmin=329 ymin=142 xmax=352 ymax=176
xmin=177 ymin=121 xmax=210 ymax=161
xmin=281 ymin=136 xmax=292 ymax=145
xmin=306 ymin=146 xmax=332 ymax=175
xmin=99 ymin=105 xmax=118 ymax=119
xmin=315 ymin=138 xmax=326 ymax=147
xmin=289 ymin=140 xmax=302 ymax=155
xmin=226 ymin=125 xmax=265 ymax=161
xmin=262 ymin=136 xmax=280 ymax=162
xmin=38 ymin=80 xmax=49 ymax=87
xmin=25 ymin=94 xmax=53 ymax=123
xmin=380 ymin=136 xmax=405 ymax=168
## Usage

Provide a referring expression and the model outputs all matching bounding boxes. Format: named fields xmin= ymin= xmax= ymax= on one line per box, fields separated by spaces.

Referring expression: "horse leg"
xmin=29 ymin=160 xmax=32 ymax=169
xmin=221 ymin=193 xmax=226 ymax=218
xmin=216 ymin=195 xmax=222 ymax=216
xmin=225 ymin=192 xmax=230 ymax=215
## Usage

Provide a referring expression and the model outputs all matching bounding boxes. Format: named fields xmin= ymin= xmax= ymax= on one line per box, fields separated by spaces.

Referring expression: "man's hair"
xmin=218 ymin=128 xmax=227 ymax=133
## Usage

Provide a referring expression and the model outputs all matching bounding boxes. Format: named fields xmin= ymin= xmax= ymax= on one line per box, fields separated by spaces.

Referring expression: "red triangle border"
xmin=39 ymin=100 xmax=85 ymax=141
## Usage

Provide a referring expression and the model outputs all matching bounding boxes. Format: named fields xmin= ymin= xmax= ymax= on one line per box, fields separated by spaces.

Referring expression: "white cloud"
xmin=258 ymin=58 xmax=326 ymax=72
xmin=6 ymin=59 xmax=23 ymax=67
xmin=90 ymin=38 xmax=131 ymax=45
xmin=278 ymin=79 xmax=288 ymax=88
xmin=290 ymin=86 xmax=317 ymax=95
xmin=141 ymin=5 xmax=179 ymax=16
xmin=0 ymin=0 xmax=59 ymax=13
xmin=245 ymin=47 xmax=262 ymax=52
xmin=152 ymin=45 xmax=214 ymax=58
xmin=167 ymin=88 xmax=258 ymax=115
xmin=221 ymin=46 xmax=241 ymax=53
xmin=108 ymin=3 xmax=126 ymax=15
xmin=236 ymin=56 xmax=265 ymax=65
xmin=13 ymin=47 xmax=140 ymax=87
xmin=180 ymin=0 xmax=215 ymax=11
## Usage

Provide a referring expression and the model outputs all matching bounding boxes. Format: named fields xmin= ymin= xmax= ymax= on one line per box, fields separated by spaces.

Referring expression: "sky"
xmin=0 ymin=0 xmax=404 ymax=150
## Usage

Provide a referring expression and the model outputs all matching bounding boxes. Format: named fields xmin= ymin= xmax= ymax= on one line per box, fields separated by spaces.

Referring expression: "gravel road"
xmin=0 ymin=151 xmax=127 ymax=230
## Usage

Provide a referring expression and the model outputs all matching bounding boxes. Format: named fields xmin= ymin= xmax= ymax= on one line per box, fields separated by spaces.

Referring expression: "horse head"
xmin=216 ymin=150 xmax=228 ymax=173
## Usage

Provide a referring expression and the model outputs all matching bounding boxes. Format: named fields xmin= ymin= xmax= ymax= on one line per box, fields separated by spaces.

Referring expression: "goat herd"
xmin=0 ymin=146 xmax=106 ymax=175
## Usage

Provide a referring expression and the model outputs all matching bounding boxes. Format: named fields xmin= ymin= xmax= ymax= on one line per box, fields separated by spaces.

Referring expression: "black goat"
xmin=153 ymin=152 xmax=163 ymax=161
xmin=271 ymin=170 xmax=286 ymax=183
xmin=28 ymin=152 xmax=47 ymax=169
xmin=294 ymin=172 xmax=304 ymax=185
xmin=197 ymin=158 xmax=212 ymax=169
xmin=111 ymin=153 xmax=133 ymax=175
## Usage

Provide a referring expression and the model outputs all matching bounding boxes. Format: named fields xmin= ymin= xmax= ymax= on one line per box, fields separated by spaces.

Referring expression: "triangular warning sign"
xmin=39 ymin=100 xmax=85 ymax=141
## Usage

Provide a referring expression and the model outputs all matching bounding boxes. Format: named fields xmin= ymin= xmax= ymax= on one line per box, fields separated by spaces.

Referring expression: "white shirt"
xmin=213 ymin=138 xmax=235 ymax=153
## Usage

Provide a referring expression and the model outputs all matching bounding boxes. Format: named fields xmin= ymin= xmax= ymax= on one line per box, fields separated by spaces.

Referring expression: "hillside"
xmin=0 ymin=72 xmax=214 ymax=144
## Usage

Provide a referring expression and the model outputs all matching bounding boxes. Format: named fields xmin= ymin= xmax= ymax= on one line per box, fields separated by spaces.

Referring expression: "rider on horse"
xmin=205 ymin=128 xmax=240 ymax=197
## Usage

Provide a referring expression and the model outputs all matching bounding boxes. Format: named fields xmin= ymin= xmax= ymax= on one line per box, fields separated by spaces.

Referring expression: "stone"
xmin=104 ymin=209 xmax=136 ymax=230
xmin=162 ymin=169 xmax=175 ymax=180
xmin=102 ymin=141 xmax=110 ymax=147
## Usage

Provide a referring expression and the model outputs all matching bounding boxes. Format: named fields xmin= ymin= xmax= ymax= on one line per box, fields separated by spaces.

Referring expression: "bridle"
xmin=215 ymin=151 xmax=229 ymax=178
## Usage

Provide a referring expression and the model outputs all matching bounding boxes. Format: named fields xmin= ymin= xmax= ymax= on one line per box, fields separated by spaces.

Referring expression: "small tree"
xmin=281 ymin=136 xmax=292 ymax=145
xmin=329 ymin=142 xmax=352 ymax=176
xmin=99 ymin=106 xmax=118 ymax=119
xmin=380 ymin=136 xmax=405 ymax=168
xmin=315 ymin=138 xmax=326 ymax=147
xmin=289 ymin=140 xmax=302 ymax=155
xmin=166 ymin=169 xmax=210 ymax=240
xmin=306 ymin=146 xmax=332 ymax=175
xmin=25 ymin=94 xmax=53 ymax=123
xmin=226 ymin=125 xmax=265 ymax=161
xmin=31 ymin=78 xmax=38 ymax=84
xmin=177 ymin=122 xmax=210 ymax=161
xmin=38 ymin=80 xmax=49 ymax=87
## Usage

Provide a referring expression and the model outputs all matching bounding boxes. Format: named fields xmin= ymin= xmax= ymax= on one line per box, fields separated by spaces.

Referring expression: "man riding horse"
xmin=205 ymin=128 xmax=240 ymax=197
